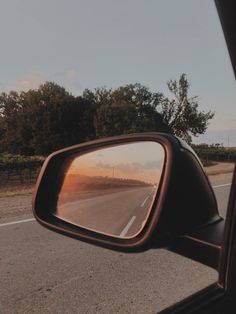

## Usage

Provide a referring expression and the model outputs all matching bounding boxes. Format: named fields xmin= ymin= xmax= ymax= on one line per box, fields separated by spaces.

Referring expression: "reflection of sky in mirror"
xmin=68 ymin=142 xmax=165 ymax=184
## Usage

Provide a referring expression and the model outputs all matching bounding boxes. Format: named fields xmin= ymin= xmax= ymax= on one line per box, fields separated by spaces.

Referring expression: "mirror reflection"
xmin=55 ymin=141 xmax=165 ymax=238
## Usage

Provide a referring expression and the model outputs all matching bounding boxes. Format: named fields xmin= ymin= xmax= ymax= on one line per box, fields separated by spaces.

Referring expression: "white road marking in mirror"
xmin=119 ymin=216 xmax=136 ymax=237
xmin=0 ymin=218 xmax=35 ymax=227
xmin=213 ymin=183 xmax=231 ymax=189
xmin=140 ymin=195 xmax=150 ymax=207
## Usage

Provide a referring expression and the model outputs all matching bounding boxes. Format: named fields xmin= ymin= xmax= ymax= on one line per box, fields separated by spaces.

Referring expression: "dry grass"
xmin=0 ymin=169 xmax=39 ymax=198
xmin=204 ymin=162 xmax=235 ymax=176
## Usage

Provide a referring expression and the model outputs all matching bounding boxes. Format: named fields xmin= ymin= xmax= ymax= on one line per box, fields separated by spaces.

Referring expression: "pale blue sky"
xmin=1 ymin=0 xmax=235 ymax=145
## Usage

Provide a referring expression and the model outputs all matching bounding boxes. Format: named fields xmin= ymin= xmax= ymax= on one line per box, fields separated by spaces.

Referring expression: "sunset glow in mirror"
xmin=55 ymin=141 xmax=165 ymax=238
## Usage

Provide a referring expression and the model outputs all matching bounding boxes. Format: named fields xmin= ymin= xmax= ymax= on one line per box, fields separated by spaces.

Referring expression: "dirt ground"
xmin=0 ymin=169 xmax=39 ymax=198
xmin=204 ymin=162 xmax=235 ymax=176
xmin=0 ymin=162 xmax=235 ymax=220
xmin=205 ymin=162 xmax=235 ymax=186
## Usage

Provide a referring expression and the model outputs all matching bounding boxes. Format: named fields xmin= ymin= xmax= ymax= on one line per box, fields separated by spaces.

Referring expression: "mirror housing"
xmin=32 ymin=133 xmax=221 ymax=252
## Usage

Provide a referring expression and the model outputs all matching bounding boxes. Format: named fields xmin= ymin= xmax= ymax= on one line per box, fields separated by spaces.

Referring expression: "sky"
xmin=1 ymin=0 xmax=235 ymax=145
xmin=68 ymin=142 xmax=165 ymax=184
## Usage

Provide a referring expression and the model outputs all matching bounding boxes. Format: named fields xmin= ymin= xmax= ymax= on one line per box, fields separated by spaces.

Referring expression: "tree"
xmin=85 ymin=84 xmax=170 ymax=138
xmin=0 ymin=76 xmax=214 ymax=155
xmin=0 ymin=91 xmax=23 ymax=153
xmin=27 ymin=82 xmax=96 ymax=154
xmin=0 ymin=82 xmax=96 ymax=155
xmin=160 ymin=74 xmax=214 ymax=143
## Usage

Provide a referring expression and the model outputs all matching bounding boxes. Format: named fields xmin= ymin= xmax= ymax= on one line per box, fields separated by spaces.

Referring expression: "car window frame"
xmin=159 ymin=1 xmax=236 ymax=312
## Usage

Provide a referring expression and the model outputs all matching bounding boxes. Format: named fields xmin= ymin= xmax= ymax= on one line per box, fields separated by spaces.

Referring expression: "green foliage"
xmin=160 ymin=74 xmax=214 ymax=143
xmin=86 ymin=84 xmax=170 ymax=138
xmin=192 ymin=145 xmax=236 ymax=162
xmin=0 ymin=153 xmax=44 ymax=172
xmin=0 ymin=75 xmax=214 ymax=156
xmin=0 ymin=82 xmax=96 ymax=155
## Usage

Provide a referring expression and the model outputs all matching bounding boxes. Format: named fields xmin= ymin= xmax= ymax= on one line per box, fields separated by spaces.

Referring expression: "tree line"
xmin=0 ymin=74 xmax=214 ymax=156
xmin=192 ymin=145 xmax=236 ymax=163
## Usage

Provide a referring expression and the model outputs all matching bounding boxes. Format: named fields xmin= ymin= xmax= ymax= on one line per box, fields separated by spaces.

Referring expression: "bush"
xmin=0 ymin=153 xmax=44 ymax=172
xmin=192 ymin=145 xmax=236 ymax=162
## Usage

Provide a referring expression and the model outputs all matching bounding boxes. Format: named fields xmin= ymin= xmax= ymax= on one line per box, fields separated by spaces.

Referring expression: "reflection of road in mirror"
xmin=55 ymin=141 xmax=164 ymax=238
xmin=57 ymin=185 xmax=157 ymax=238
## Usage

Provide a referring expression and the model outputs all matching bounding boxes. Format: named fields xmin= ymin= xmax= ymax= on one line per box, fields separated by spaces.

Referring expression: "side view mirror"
xmin=32 ymin=133 xmax=223 ymax=266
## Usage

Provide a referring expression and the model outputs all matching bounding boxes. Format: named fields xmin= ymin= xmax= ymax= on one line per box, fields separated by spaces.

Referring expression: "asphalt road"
xmin=0 ymin=181 xmax=232 ymax=313
xmin=57 ymin=186 xmax=155 ymax=238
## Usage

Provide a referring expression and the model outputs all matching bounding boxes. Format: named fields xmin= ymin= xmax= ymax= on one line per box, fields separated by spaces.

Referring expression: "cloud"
xmin=143 ymin=160 xmax=163 ymax=170
xmin=96 ymin=162 xmax=113 ymax=170
xmin=116 ymin=161 xmax=163 ymax=173
xmin=96 ymin=160 xmax=163 ymax=173
xmin=20 ymin=79 xmax=35 ymax=90
xmin=64 ymin=69 xmax=77 ymax=80
xmin=20 ymin=73 xmax=44 ymax=91
xmin=19 ymin=69 xmax=77 ymax=92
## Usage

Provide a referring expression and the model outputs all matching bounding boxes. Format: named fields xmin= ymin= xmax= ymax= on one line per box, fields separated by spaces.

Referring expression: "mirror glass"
xmin=55 ymin=141 xmax=165 ymax=238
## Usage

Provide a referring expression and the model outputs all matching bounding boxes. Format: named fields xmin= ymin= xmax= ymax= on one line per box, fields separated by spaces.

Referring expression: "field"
xmin=0 ymin=154 xmax=44 ymax=197
xmin=193 ymin=145 xmax=236 ymax=163
xmin=0 ymin=147 xmax=235 ymax=198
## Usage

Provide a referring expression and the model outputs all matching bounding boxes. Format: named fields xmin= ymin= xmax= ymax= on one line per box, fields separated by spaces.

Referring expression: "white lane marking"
xmin=119 ymin=216 xmax=136 ymax=237
xmin=213 ymin=183 xmax=231 ymax=189
xmin=0 ymin=218 xmax=35 ymax=227
xmin=140 ymin=195 xmax=150 ymax=207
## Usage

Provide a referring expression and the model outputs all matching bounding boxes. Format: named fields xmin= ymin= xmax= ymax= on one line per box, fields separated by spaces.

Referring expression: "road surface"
xmin=57 ymin=186 xmax=155 ymax=238
xmin=0 ymin=177 xmax=232 ymax=313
